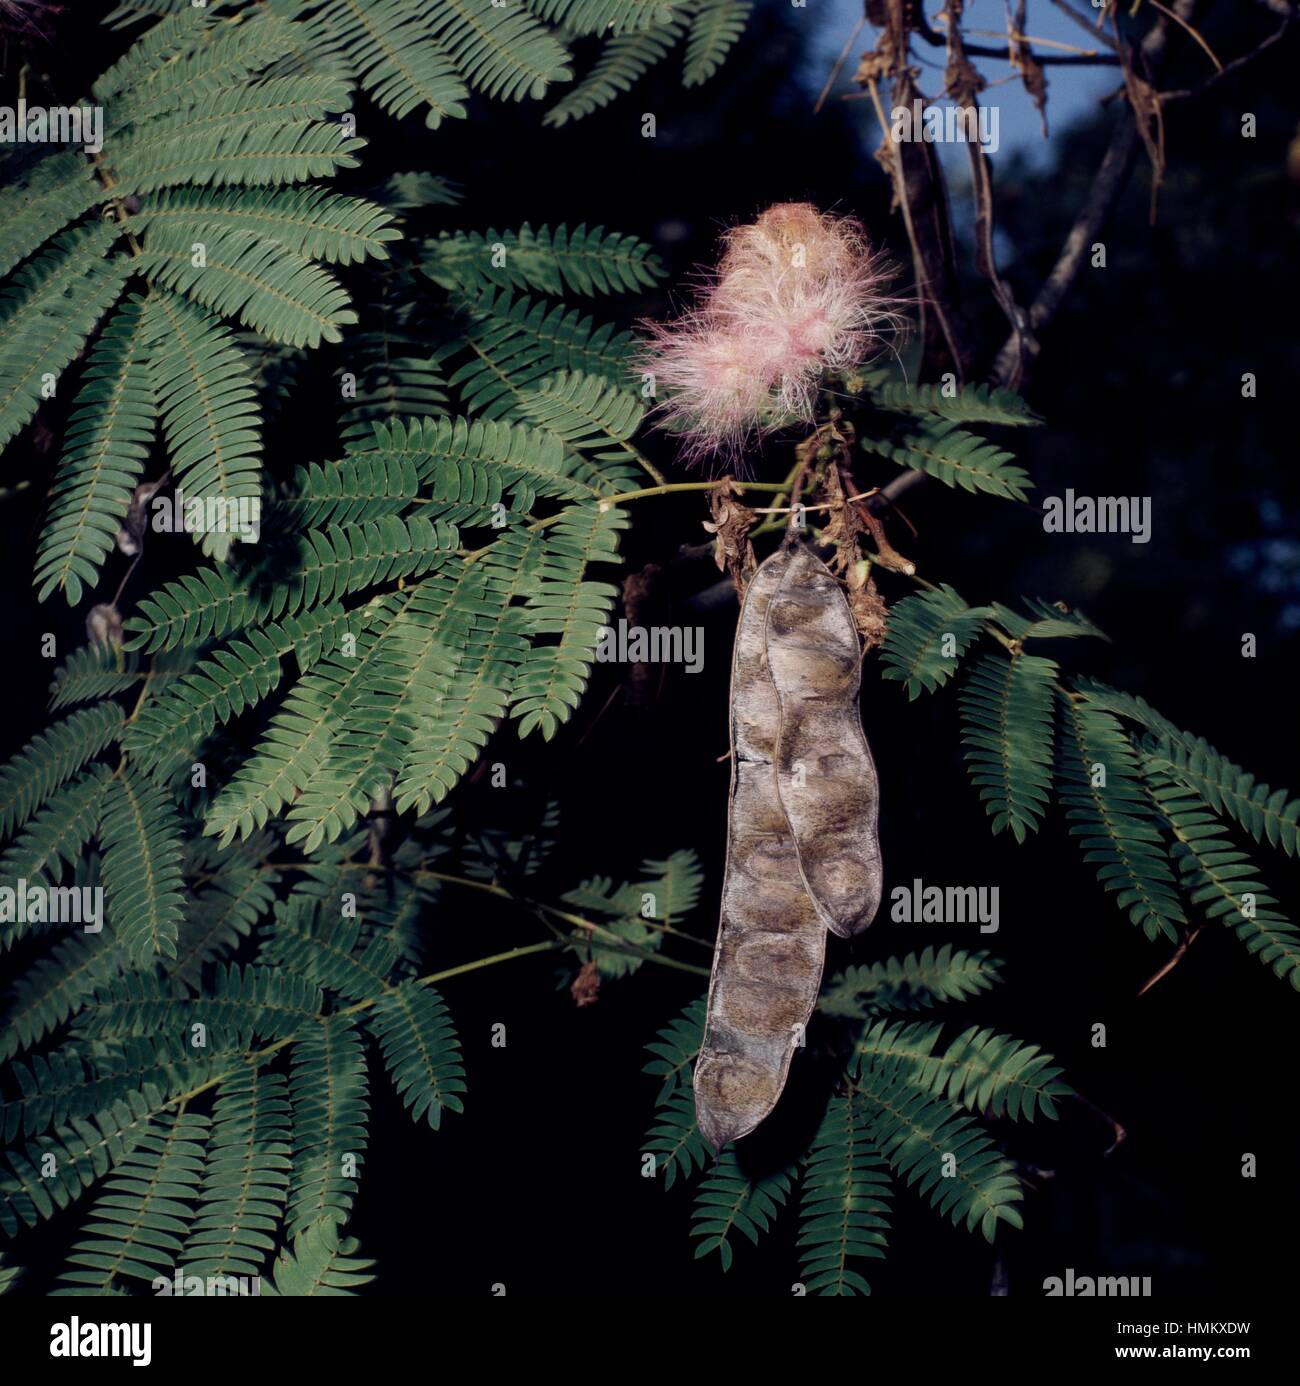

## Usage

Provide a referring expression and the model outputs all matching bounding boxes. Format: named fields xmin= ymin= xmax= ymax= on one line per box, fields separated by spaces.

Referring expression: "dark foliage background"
xmin=2 ymin=0 xmax=1296 ymax=1296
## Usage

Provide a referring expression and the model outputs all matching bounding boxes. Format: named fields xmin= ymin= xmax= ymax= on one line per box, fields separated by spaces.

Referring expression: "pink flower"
xmin=641 ymin=204 xmax=898 ymax=466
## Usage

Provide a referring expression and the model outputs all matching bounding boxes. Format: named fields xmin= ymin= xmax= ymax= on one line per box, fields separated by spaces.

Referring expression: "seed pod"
xmin=694 ymin=547 xmax=829 ymax=1151
xmin=694 ymin=540 xmax=884 ymax=1150
xmin=767 ymin=545 xmax=883 ymax=938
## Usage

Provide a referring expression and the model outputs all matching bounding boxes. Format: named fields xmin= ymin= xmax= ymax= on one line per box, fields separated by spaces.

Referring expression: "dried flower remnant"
xmin=642 ymin=203 xmax=898 ymax=465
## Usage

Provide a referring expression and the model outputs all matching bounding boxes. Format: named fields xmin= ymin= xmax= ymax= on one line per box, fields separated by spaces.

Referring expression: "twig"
xmin=1136 ymin=925 xmax=1204 ymax=996
xmin=990 ymin=0 xmax=1197 ymax=388
xmin=147 ymin=940 xmax=570 ymax=1115
xmin=815 ymin=15 xmax=866 ymax=114
xmin=411 ymin=867 xmax=714 ymax=959
xmin=1046 ymin=0 xmax=1123 ymax=51
xmin=964 ymin=26 xmax=1106 ymax=55
xmin=919 ymin=5 xmax=1120 ymax=62
xmin=1146 ymin=0 xmax=1223 ymax=70
xmin=1162 ymin=13 xmax=1294 ymax=101
xmin=1070 ymin=1090 xmax=1129 ymax=1155
xmin=991 ymin=116 xmax=1139 ymax=389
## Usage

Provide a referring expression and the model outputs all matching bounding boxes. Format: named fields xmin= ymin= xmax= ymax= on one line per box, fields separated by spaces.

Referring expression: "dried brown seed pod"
xmin=694 ymin=539 xmax=883 ymax=1149
xmin=768 ymin=545 xmax=883 ymax=938
xmin=694 ymin=548 xmax=829 ymax=1151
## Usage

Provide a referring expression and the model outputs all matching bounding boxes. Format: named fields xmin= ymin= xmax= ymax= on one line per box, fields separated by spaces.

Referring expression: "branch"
xmin=1135 ymin=925 xmax=1204 ymax=997
xmin=990 ymin=0 xmax=1199 ymax=389
xmin=990 ymin=115 xmax=1139 ymax=389
xmin=1161 ymin=11 xmax=1295 ymax=101
xmin=915 ymin=4 xmax=1120 ymax=62
xmin=1045 ymin=0 xmax=1123 ymax=52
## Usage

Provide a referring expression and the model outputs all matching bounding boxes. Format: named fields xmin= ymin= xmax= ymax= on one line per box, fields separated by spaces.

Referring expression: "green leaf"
xmin=287 ymin=1015 xmax=369 ymax=1237
xmin=260 ymin=898 xmax=396 ymax=1004
xmin=427 ymin=0 xmax=573 ymax=102
xmin=283 ymin=565 xmax=505 ymax=848
xmin=683 ymin=0 xmax=753 ymax=86
xmin=853 ymin=1056 xmax=1023 ymax=1242
xmin=168 ymin=846 xmax=280 ymax=989
xmin=0 ymin=702 xmax=124 ymax=840
xmin=534 ymin=0 xmax=678 ymax=36
xmin=339 ymin=335 xmax=455 ymax=444
xmin=879 ymin=585 xmax=992 ymax=699
xmin=959 ymin=652 xmax=1057 ymax=842
xmin=75 ymin=964 xmax=323 ymax=1049
xmin=201 ymin=598 xmax=403 ymax=845
xmin=141 ymin=223 xmax=356 ymax=349
xmin=798 ymin=1091 xmax=890 ymax=1295
xmin=642 ymin=996 xmax=707 ymax=1104
xmin=446 ymin=287 xmax=637 ymax=423
xmin=544 ymin=14 xmax=686 ymax=125
xmin=644 ymin=1084 xmax=710 ymax=1191
xmin=0 ymin=151 xmax=104 ymax=281
xmin=857 ymin=1019 xmax=1072 ymax=1122
xmin=1 ymin=1035 xmax=218 ymax=1145
xmin=819 ymin=946 xmax=1004 ymax=1018
xmin=145 ymin=290 xmax=262 ymax=562
xmin=55 ymin=1109 xmax=210 ymax=1294
xmin=0 ymin=767 xmax=114 ymax=942
xmin=0 ymin=1086 xmax=163 ymax=1238
xmin=110 ymin=79 xmax=361 ymax=198
xmin=1 ymin=934 xmax=131 ymax=1064
xmin=98 ymin=770 xmax=188 ymax=967
xmin=509 ymin=502 xmax=628 ymax=739
xmin=367 ymin=979 xmax=465 ymax=1130
xmin=346 ymin=412 xmax=598 ymax=522
xmin=265 ymin=1217 xmax=376 ymax=1296
xmin=563 ymin=849 xmax=702 ymax=978
xmin=300 ymin=0 xmax=470 ymax=128
xmin=48 ymin=644 xmax=144 ymax=711
xmin=0 ymin=223 xmax=130 ymax=452
xmin=182 ymin=1063 xmax=291 ymax=1278
xmin=123 ymin=517 xmax=454 ymax=653
xmin=990 ymin=597 xmax=1108 ymax=644
xmin=282 ymin=456 xmax=422 ymax=530
xmin=122 ymin=606 xmax=356 ymax=767
xmin=35 ymin=293 xmax=158 ymax=606
xmin=691 ymin=1149 xmax=793 ymax=1271
xmin=391 ymin=584 xmax=532 ymax=817
xmin=864 ymin=421 xmax=1031 ymax=502
xmin=1077 ymin=679 xmax=1300 ymax=859
xmin=871 ymin=380 xmax=1043 ymax=427
xmin=516 ymin=369 xmax=646 ymax=477
xmin=1146 ymin=768 xmax=1300 ymax=990
xmin=425 ymin=223 xmax=664 ymax=298
xmin=1057 ymin=694 xmax=1186 ymax=942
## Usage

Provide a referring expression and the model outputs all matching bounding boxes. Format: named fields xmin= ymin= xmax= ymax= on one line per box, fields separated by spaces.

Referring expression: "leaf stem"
xmin=411 ymin=866 xmax=711 ymax=966
xmin=156 ymin=940 xmax=570 ymax=1112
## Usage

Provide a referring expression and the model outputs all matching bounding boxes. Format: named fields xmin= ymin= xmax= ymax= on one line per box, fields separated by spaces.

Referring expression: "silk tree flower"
xmin=641 ymin=203 xmax=899 ymax=466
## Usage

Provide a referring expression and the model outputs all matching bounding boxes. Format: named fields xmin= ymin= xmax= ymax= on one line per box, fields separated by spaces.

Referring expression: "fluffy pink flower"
xmin=641 ymin=204 xmax=898 ymax=466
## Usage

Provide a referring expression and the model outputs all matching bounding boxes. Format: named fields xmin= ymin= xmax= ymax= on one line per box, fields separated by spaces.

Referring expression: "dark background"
xmin=2 ymin=1 xmax=1297 ymax=1298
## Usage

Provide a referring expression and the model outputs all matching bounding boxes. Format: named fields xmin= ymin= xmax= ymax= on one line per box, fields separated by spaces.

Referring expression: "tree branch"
xmin=991 ymin=114 xmax=1139 ymax=389
xmin=990 ymin=0 xmax=1200 ymax=389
